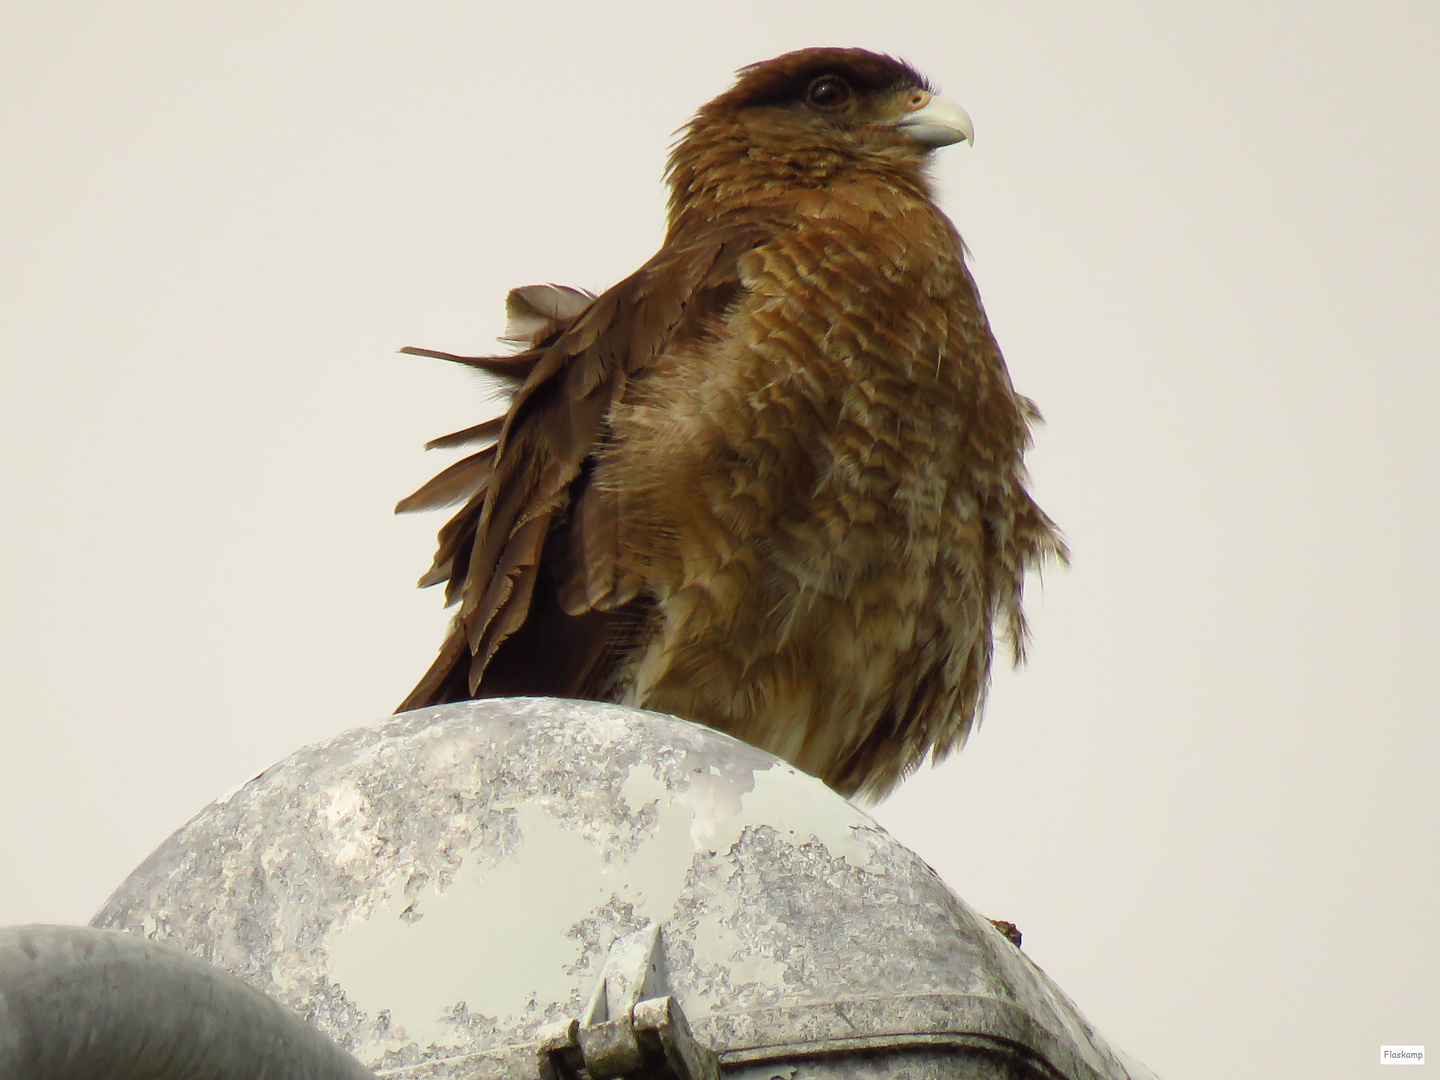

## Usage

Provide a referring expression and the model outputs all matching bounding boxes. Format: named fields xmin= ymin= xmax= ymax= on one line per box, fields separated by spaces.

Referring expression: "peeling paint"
xmin=91 ymin=699 xmax=1147 ymax=1080
xmin=328 ymin=804 xmax=606 ymax=1046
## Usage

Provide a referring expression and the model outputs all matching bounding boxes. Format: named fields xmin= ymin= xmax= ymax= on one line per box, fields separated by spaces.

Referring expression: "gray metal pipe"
xmin=0 ymin=925 xmax=375 ymax=1080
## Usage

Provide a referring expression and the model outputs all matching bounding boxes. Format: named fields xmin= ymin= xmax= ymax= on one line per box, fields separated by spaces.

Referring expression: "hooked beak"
xmin=895 ymin=91 xmax=975 ymax=149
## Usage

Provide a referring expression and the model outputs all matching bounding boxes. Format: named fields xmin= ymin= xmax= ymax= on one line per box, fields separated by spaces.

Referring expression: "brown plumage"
xmin=396 ymin=48 xmax=1065 ymax=801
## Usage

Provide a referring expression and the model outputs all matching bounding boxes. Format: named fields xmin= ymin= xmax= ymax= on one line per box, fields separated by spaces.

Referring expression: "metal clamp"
xmin=538 ymin=926 xmax=718 ymax=1080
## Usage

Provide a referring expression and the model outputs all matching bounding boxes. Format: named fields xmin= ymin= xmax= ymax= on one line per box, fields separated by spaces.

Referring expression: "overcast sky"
xmin=2 ymin=4 xmax=1436 ymax=1079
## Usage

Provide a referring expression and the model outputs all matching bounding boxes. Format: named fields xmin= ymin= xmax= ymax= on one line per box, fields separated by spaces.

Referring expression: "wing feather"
xmin=398 ymin=345 xmax=542 ymax=379
xmin=394 ymin=448 xmax=496 ymax=514
xmin=503 ymin=284 xmax=597 ymax=346
xmin=424 ymin=415 xmax=505 ymax=451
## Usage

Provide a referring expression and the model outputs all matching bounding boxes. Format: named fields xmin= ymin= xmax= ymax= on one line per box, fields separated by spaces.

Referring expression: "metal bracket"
xmin=537 ymin=926 xmax=718 ymax=1080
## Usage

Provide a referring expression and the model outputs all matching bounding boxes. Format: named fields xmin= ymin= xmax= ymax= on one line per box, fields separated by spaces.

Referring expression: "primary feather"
xmin=397 ymin=48 xmax=1065 ymax=801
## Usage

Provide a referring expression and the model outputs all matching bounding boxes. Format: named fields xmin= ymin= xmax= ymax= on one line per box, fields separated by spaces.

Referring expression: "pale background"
xmin=1 ymin=3 xmax=1436 ymax=1078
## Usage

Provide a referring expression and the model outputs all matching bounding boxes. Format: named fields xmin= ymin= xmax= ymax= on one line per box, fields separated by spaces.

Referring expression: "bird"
xmin=395 ymin=47 xmax=1065 ymax=802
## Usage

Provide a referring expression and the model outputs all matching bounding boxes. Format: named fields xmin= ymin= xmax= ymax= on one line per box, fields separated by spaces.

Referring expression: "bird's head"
xmin=665 ymin=48 xmax=973 ymax=238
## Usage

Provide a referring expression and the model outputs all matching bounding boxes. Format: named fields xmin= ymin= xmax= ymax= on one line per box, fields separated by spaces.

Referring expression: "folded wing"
xmin=398 ymin=225 xmax=771 ymax=710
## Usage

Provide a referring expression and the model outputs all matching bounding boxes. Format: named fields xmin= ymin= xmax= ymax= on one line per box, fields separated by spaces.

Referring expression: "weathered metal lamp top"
xmin=92 ymin=698 xmax=1157 ymax=1080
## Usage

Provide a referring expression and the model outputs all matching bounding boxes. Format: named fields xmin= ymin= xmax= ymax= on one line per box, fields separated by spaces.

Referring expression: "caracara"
xmin=396 ymin=48 xmax=1064 ymax=801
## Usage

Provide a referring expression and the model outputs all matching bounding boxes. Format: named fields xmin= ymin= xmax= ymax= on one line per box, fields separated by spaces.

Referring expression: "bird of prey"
xmin=396 ymin=48 xmax=1065 ymax=801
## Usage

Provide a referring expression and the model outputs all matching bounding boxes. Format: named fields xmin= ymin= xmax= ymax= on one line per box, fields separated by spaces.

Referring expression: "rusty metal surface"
xmin=91 ymin=699 xmax=1154 ymax=1080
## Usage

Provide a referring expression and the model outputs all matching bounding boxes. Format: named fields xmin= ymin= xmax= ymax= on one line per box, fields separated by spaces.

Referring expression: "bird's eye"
xmin=805 ymin=75 xmax=852 ymax=110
